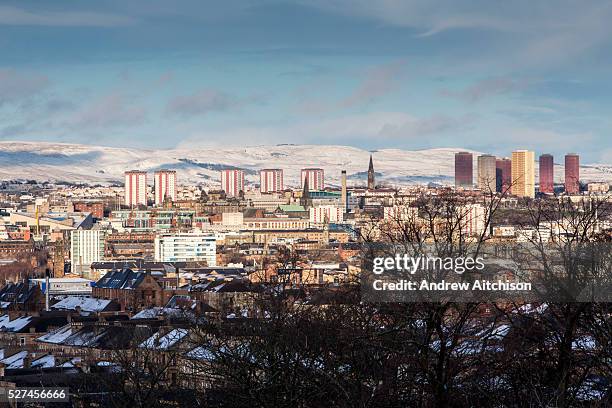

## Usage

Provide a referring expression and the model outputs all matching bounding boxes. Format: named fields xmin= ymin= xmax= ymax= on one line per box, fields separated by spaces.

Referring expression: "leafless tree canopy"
xmin=78 ymin=193 xmax=610 ymax=408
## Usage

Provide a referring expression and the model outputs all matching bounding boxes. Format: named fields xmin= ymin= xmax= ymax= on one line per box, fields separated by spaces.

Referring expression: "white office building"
xmin=70 ymin=229 xmax=107 ymax=275
xmin=154 ymin=232 xmax=217 ymax=265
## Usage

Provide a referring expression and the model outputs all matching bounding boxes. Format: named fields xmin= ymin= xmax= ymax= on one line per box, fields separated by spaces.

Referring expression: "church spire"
xmin=302 ymin=173 xmax=309 ymax=197
xmin=300 ymin=174 xmax=311 ymax=208
xmin=367 ymin=154 xmax=375 ymax=190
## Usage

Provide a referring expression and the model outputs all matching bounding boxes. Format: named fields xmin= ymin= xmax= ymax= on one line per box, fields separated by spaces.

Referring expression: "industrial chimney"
xmin=341 ymin=170 xmax=347 ymax=212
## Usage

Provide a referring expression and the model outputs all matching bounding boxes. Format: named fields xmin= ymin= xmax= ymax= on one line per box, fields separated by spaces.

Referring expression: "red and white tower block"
xmin=154 ymin=169 xmax=177 ymax=206
xmin=124 ymin=170 xmax=147 ymax=207
xmin=260 ymin=169 xmax=283 ymax=193
xmin=220 ymin=169 xmax=245 ymax=197
xmin=301 ymin=168 xmax=324 ymax=190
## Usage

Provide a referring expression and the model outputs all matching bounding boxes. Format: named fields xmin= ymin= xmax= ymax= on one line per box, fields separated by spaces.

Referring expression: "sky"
xmin=1 ymin=0 xmax=611 ymax=163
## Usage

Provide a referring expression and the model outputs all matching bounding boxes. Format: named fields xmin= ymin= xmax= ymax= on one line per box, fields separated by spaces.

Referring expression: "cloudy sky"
xmin=1 ymin=0 xmax=611 ymax=162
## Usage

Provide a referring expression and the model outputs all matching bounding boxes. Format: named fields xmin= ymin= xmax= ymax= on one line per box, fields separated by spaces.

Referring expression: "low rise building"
xmin=30 ymin=277 xmax=93 ymax=296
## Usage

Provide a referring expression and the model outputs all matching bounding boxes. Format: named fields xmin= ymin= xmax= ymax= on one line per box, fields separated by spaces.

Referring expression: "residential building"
xmin=73 ymin=200 xmax=105 ymax=219
xmin=511 ymin=150 xmax=535 ymax=198
xmin=539 ymin=154 xmax=554 ymax=194
xmin=455 ymin=152 xmax=473 ymax=188
xmin=495 ymin=158 xmax=512 ymax=193
xmin=259 ymin=169 xmax=283 ymax=193
xmin=220 ymin=169 xmax=245 ymax=197
xmin=301 ymin=168 xmax=324 ymax=191
xmin=565 ymin=153 xmax=580 ymax=194
xmin=124 ymin=170 xmax=147 ymax=207
xmin=104 ymin=232 xmax=156 ymax=261
xmin=310 ymin=205 xmax=344 ymax=225
xmin=154 ymin=169 xmax=177 ymax=206
xmin=477 ymin=154 xmax=497 ymax=192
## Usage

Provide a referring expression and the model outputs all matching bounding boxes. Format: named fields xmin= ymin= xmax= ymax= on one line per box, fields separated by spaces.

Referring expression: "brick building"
xmin=73 ymin=201 xmax=105 ymax=219
xmin=93 ymin=268 xmax=164 ymax=311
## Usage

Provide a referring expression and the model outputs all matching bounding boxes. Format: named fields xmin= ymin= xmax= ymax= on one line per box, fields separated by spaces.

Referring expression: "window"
xmin=19 ymin=337 xmax=26 ymax=346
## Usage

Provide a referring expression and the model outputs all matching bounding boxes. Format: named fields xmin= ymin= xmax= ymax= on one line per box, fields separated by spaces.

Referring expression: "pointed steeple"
xmin=302 ymin=173 xmax=310 ymax=198
xmin=300 ymin=174 xmax=311 ymax=208
xmin=367 ymin=154 xmax=375 ymax=190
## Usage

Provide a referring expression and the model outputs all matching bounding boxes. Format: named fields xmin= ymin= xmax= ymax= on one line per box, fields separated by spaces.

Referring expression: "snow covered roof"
xmin=475 ymin=323 xmax=511 ymax=340
xmin=63 ymin=328 xmax=106 ymax=347
xmin=572 ymin=336 xmax=597 ymax=351
xmin=0 ymin=314 xmax=32 ymax=332
xmin=95 ymin=268 xmax=147 ymax=290
xmin=185 ymin=345 xmax=236 ymax=361
xmin=185 ymin=346 xmax=215 ymax=361
xmin=139 ymin=328 xmax=188 ymax=350
xmin=515 ymin=303 xmax=549 ymax=314
xmin=31 ymin=354 xmax=55 ymax=368
xmin=0 ymin=282 xmax=38 ymax=305
xmin=52 ymin=296 xmax=112 ymax=312
xmin=36 ymin=324 xmax=74 ymax=344
xmin=59 ymin=357 xmax=81 ymax=368
xmin=1 ymin=350 xmax=27 ymax=369
xmin=131 ymin=307 xmax=163 ymax=319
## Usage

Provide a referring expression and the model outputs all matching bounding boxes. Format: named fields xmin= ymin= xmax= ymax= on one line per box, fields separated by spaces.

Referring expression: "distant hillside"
xmin=0 ymin=141 xmax=609 ymax=188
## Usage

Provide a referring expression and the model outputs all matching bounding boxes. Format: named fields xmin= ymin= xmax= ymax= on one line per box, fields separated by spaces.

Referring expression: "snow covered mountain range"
xmin=0 ymin=141 xmax=610 ymax=188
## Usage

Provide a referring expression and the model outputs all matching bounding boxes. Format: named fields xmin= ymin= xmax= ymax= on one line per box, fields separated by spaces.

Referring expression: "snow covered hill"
xmin=0 ymin=141 xmax=610 ymax=188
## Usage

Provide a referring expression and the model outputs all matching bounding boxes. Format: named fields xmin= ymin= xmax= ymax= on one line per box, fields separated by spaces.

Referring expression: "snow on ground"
xmin=1 ymin=141 xmax=610 ymax=188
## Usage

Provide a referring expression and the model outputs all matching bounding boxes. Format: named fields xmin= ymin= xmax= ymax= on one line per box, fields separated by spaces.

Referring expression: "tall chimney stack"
xmin=341 ymin=170 xmax=347 ymax=212
xmin=45 ymin=268 xmax=50 ymax=312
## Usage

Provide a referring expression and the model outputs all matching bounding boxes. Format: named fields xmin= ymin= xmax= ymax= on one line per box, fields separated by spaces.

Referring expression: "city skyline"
xmin=0 ymin=1 xmax=611 ymax=163
xmin=0 ymin=3 xmax=609 ymax=405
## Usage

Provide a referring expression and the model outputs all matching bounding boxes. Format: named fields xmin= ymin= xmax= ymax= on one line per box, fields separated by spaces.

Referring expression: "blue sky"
xmin=1 ymin=0 xmax=611 ymax=163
